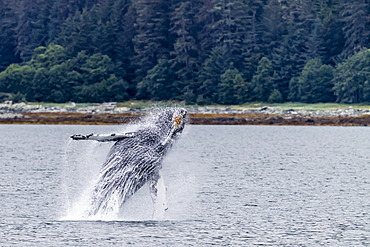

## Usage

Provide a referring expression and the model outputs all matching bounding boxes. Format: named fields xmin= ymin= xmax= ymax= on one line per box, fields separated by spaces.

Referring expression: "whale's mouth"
xmin=172 ymin=108 xmax=187 ymax=130
xmin=173 ymin=116 xmax=183 ymax=128
xmin=161 ymin=108 xmax=187 ymax=145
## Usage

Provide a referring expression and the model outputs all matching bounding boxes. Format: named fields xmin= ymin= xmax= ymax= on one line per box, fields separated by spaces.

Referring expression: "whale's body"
xmin=72 ymin=108 xmax=187 ymax=216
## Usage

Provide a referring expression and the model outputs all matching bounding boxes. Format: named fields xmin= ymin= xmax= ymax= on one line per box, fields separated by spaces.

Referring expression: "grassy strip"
xmin=236 ymin=102 xmax=370 ymax=111
xmin=22 ymin=101 xmax=370 ymax=111
xmin=26 ymin=100 xmax=184 ymax=109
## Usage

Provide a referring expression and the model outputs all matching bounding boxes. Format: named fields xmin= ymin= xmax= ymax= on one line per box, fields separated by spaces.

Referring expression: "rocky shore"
xmin=1 ymin=101 xmax=370 ymax=126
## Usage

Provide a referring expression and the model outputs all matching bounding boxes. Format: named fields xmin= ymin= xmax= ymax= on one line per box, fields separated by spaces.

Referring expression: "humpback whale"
xmin=71 ymin=108 xmax=187 ymax=217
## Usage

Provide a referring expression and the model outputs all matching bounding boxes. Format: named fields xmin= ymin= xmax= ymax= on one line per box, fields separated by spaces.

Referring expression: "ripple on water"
xmin=1 ymin=125 xmax=370 ymax=246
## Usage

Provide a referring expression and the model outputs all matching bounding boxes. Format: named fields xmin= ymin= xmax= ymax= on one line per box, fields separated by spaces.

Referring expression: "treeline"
xmin=0 ymin=0 xmax=370 ymax=104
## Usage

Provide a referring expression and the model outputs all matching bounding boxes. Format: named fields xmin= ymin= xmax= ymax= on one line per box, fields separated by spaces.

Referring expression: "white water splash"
xmin=61 ymin=128 xmax=129 ymax=221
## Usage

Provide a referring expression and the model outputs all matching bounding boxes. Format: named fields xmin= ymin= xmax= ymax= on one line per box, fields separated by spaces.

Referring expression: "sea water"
xmin=1 ymin=124 xmax=370 ymax=246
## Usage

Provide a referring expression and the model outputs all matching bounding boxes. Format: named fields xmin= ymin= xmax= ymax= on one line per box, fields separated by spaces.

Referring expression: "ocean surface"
xmin=1 ymin=124 xmax=370 ymax=246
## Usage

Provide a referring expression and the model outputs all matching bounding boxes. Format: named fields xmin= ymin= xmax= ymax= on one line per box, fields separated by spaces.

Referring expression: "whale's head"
xmin=151 ymin=108 xmax=187 ymax=144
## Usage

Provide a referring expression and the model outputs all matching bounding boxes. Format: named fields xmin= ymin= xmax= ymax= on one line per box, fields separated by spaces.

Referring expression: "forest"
xmin=0 ymin=0 xmax=370 ymax=104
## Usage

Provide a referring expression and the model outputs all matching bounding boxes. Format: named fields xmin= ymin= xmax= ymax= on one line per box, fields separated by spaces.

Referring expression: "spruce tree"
xmin=56 ymin=8 xmax=99 ymax=56
xmin=340 ymin=0 xmax=370 ymax=58
xmin=270 ymin=0 xmax=316 ymax=99
xmin=296 ymin=58 xmax=335 ymax=103
xmin=136 ymin=59 xmax=176 ymax=100
xmin=250 ymin=57 xmax=274 ymax=101
xmin=15 ymin=0 xmax=53 ymax=62
xmin=219 ymin=68 xmax=248 ymax=104
xmin=169 ymin=0 xmax=200 ymax=101
xmin=334 ymin=49 xmax=370 ymax=103
xmin=0 ymin=0 xmax=21 ymax=71
xmin=132 ymin=0 xmax=171 ymax=86
xmin=198 ymin=45 xmax=232 ymax=103
xmin=259 ymin=0 xmax=285 ymax=58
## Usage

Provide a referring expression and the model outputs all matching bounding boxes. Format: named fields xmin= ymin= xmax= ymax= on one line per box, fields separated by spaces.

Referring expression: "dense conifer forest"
xmin=0 ymin=0 xmax=369 ymax=104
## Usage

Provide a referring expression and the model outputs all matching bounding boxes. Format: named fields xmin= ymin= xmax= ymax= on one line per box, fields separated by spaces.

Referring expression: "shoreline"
xmin=2 ymin=111 xmax=370 ymax=126
xmin=2 ymin=102 xmax=370 ymax=126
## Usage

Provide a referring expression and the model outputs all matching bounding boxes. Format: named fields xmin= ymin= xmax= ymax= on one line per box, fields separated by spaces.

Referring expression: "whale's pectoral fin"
xmin=70 ymin=132 xmax=136 ymax=142
xmin=149 ymin=170 xmax=160 ymax=201
xmin=149 ymin=170 xmax=168 ymax=219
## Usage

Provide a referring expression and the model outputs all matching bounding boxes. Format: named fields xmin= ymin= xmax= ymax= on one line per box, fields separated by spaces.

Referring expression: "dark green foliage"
xmin=56 ymin=9 xmax=99 ymax=56
xmin=0 ymin=0 xmax=370 ymax=104
xmin=340 ymin=0 xmax=370 ymax=58
xmin=198 ymin=45 xmax=232 ymax=103
xmin=132 ymin=0 xmax=171 ymax=86
xmin=9 ymin=92 xmax=27 ymax=103
xmin=15 ymin=0 xmax=52 ymax=62
xmin=0 ymin=0 xmax=21 ymax=71
xmin=0 ymin=44 xmax=128 ymax=102
xmin=168 ymin=0 xmax=200 ymax=103
xmin=218 ymin=68 xmax=248 ymax=105
xmin=0 ymin=92 xmax=12 ymax=101
xmin=259 ymin=0 xmax=285 ymax=58
xmin=334 ymin=49 xmax=370 ymax=103
xmin=268 ymin=89 xmax=283 ymax=103
xmin=136 ymin=59 xmax=176 ymax=100
xmin=0 ymin=64 xmax=35 ymax=97
xmin=294 ymin=58 xmax=335 ymax=103
xmin=288 ymin=76 xmax=300 ymax=102
xmin=250 ymin=57 xmax=274 ymax=102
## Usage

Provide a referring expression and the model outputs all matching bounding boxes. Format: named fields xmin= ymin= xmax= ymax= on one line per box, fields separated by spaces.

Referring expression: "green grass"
xmin=116 ymin=100 xmax=185 ymax=109
xmin=27 ymin=100 xmax=186 ymax=109
xmin=232 ymin=102 xmax=370 ymax=111
xmin=27 ymin=102 xmax=93 ymax=108
xmin=17 ymin=101 xmax=370 ymax=111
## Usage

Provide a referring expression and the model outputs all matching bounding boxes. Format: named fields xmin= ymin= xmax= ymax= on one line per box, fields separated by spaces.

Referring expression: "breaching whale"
xmin=71 ymin=108 xmax=187 ymax=217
